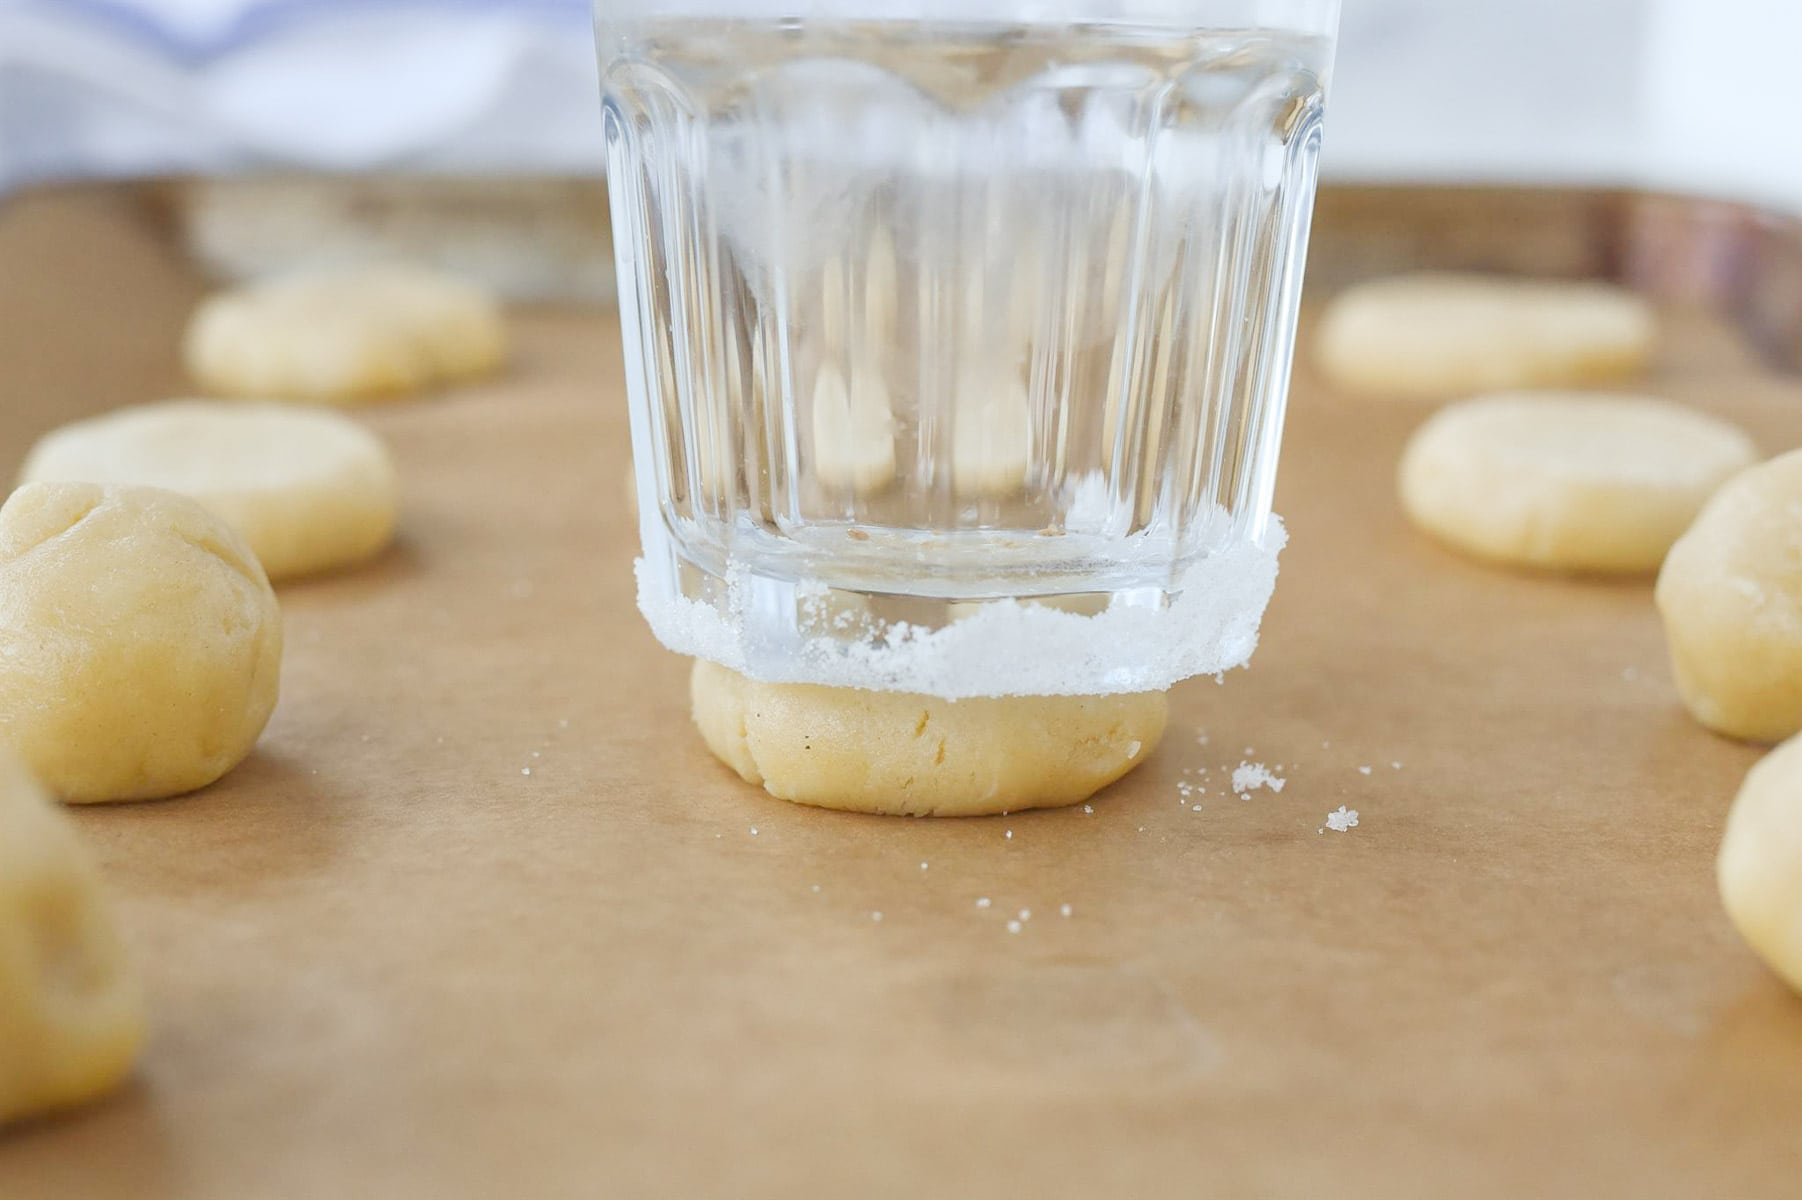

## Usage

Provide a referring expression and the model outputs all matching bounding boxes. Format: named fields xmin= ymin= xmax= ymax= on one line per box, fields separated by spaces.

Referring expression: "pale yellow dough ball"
xmin=184 ymin=263 xmax=506 ymax=404
xmin=690 ymin=659 xmax=1166 ymax=816
xmin=1718 ymin=733 xmax=1802 ymax=994
xmin=1657 ymin=450 xmax=1802 ymax=743
xmin=1398 ymin=392 xmax=1756 ymax=573
xmin=0 ymin=747 xmax=145 ymax=1125
xmin=0 ymin=483 xmax=283 ymax=802
xmin=20 ymin=400 xmax=398 ymax=581
xmin=1315 ymin=272 xmax=1655 ymax=400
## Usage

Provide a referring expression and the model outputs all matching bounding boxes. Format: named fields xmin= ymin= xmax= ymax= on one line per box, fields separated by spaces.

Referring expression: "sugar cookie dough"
xmin=1315 ymin=273 xmax=1655 ymax=399
xmin=1718 ymin=733 xmax=1802 ymax=993
xmin=953 ymin=374 xmax=1032 ymax=497
xmin=0 ymin=748 xmax=145 ymax=1125
xmin=1657 ymin=450 xmax=1802 ymax=742
xmin=811 ymin=362 xmax=896 ymax=493
xmin=690 ymin=659 xmax=1166 ymax=816
xmin=20 ymin=400 xmax=398 ymax=581
xmin=184 ymin=264 xmax=506 ymax=404
xmin=1398 ymin=392 xmax=1757 ymax=573
xmin=0 ymin=483 xmax=283 ymax=802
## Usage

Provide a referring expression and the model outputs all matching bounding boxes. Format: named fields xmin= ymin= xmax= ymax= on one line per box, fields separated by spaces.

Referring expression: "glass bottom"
xmin=636 ymin=516 xmax=1286 ymax=699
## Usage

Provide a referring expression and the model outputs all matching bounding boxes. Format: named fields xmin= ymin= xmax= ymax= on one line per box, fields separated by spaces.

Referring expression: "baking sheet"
xmin=1 ymin=182 xmax=1801 ymax=1198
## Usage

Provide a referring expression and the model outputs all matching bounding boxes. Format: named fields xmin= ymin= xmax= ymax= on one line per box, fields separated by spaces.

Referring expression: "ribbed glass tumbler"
xmin=598 ymin=1 xmax=1339 ymax=696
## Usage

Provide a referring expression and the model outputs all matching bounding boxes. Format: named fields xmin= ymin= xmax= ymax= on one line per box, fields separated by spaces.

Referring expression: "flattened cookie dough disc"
xmin=1399 ymin=392 xmax=1756 ymax=573
xmin=20 ymin=400 xmax=398 ymax=581
xmin=0 ymin=748 xmax=146 ymax=1125
xmin=0 ymin=483 xmax=283 ymax=803
xmin=184 ymin=263 xmax=506 ymax=404
xmin=690 ymin=659 xmax=1166 ymax=816
xmin=1315 ymin=272 xmax=1655 ymax=399
xmin=1718 ymin=733 xmax=1802 ymax=993
xmin=1657 ymin=449 xmax=1802 ymax=743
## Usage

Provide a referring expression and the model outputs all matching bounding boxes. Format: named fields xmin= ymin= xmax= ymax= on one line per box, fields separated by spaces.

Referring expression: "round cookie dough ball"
xmin=690 ymin=659 xmax=1166 ymax=816
xmin=810 ymin=361 xmax=897 ymax=494
xmin=1399 ymin=392 xmax=1756 ymax=573
xmin=0 ymin=748 xmax=145 ymax=1125
xmin=1314 ymin=273 xmax=1655 ymax=400
xmin=1657 ymin=450 xmax=1802 ymax=743
xmin=1718 ymin=733 xmax=1802 ymax=993
xmin=20 ymin=400 xmax=398 ymax=582
xmin=0 ymin=483 xmax=283 ymax=802
xmin=183 ymin=263 xmax=506 ymax=404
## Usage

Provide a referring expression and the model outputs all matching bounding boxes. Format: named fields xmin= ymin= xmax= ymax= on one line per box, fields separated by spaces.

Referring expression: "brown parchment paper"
xmin=1 ymin=184 xmax=1801 ymax=1199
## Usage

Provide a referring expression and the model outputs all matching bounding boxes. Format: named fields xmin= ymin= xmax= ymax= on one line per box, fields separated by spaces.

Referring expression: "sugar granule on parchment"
xmin=1232 ymin=761 xmax=1286 ymax=796
xmin=1325 ymin=806 xmax=1359 ymax=833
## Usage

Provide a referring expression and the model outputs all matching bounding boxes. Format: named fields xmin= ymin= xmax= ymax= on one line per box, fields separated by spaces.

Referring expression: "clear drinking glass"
xmin=596 ymin=1 xmax=1338 ymax=697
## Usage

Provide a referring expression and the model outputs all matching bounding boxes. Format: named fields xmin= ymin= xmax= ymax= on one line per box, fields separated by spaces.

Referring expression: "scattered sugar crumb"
xmin=1325 ymin=806 xmax=1359 ymax=832
xmin=1358 ymin=765 xmax=1372 ymax=776
xmin=976 ymin=897 xmax=991 ymax=909
xmin=1195 ymin=730 xmax=1211 ymax=746
xmin=1321 ymin=740 xmax=1330 ymax=749
xmin=1082 ymin=804 xmax=1093 ymax=814
xmin=1126 ymin=740 xmax=1143 ymax=758
xmin=1232 ymin=762 xmax=1286 ymax=795
xmin=1390 ymin=761 xmax=1402 ymax=770
xmin=1190 ymin=804 xmax=1202 ymax=812
xmin=1243 ymin=746 xmax=1254 ymax=755
xmin=749 ymin=826 xmax=759 ymax=836
xmin=520 ymin=767 xmax=531 ymax=777
xmin=1018 ymin=909 xmax=1032 ymax=922
xmin=1005 ymin=829 xmax=1013 ymax=840
xmin=1060 ymin=903 xmax=1073 ymax=917
xmin=531 ymin=750 xmax=541 ymax=759
xmin=920 ymin=861 xmax=929 ymax=871
xmin=810 ymin=884 xmax=821 ymax=893
xmin=1006 ymin=920 xmax=1022 ymax=934
xmin=558 ymin=718 xmax=570 ymax=729
xmin=871 ymin=911 xmax=883 ymax=922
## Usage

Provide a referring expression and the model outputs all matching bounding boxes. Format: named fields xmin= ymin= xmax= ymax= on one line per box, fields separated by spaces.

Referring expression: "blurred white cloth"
xmin=0 ymin=0 xmax=606 ymax=191
xmin=3 ymin=0 xmax=1799 ymax=213
xmin=1328 ymin=0 xmax=1802 ymax=214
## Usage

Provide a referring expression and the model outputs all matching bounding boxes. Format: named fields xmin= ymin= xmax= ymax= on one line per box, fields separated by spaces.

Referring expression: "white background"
xmin=1 ymin=0 xmax=1798 ymax=212
xmin=1329 ymin=0 xmax=1802 ymax=212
